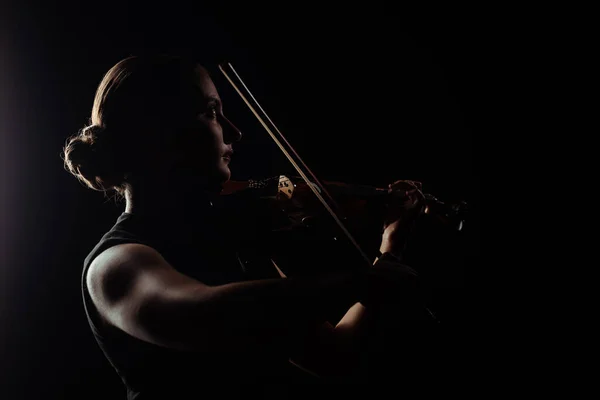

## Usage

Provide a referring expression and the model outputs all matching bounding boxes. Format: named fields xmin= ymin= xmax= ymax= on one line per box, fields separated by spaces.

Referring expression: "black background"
xmin=1 ymin=3 xmax=478 ymax=398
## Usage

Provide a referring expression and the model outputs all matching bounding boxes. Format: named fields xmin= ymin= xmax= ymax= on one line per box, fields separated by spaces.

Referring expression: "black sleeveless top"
xmin=81 ymin=194 xmax=310 ymax=399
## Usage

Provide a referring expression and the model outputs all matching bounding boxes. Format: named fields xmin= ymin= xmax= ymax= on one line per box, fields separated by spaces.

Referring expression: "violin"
xmin=221 ymin=175 xmax=468 ymax=234
xmin=217 ymin=63 xmax=468 ymax=320
xmin=220 ymin=174 xmax=468 ymax=284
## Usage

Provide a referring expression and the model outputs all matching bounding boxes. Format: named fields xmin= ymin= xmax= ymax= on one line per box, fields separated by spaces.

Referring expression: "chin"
xmin=175 ymin=165 xmax=228 ymax=188
xmin=222 ymin=171 xmax=232 ymax=183
xmin=215 ymin=166 xmax=231 ymax=183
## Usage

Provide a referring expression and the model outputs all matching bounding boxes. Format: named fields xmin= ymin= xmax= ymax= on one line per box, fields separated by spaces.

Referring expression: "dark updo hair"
xmin=62 ymin=54 xmax=201 ymax=194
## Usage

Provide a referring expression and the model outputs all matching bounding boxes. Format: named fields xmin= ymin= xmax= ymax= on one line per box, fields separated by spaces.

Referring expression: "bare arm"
xmin=86 ymin=243 xmax=365 ymax=353
xmin=285 ymin=179 xmax=429 ymax=377
xmin=287 ymin=255 xmax=414 ymax=378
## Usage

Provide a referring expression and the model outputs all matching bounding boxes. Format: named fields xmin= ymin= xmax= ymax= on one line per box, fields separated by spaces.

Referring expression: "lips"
xmin=222 ymin=151 xmax=233 ymax=162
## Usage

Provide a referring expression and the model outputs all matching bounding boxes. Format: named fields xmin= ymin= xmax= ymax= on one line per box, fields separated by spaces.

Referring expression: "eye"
xmin=208 ymin=106 xmax=217 ymax=119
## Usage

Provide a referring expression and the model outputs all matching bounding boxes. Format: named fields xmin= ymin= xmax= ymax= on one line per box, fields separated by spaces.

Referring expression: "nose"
xmin=220 ymin=115 xmax=242 ymax=143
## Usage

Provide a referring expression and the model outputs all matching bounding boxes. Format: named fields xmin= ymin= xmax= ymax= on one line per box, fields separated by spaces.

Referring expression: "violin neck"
xmin=220 ymin=180 xmax=250 ymax=195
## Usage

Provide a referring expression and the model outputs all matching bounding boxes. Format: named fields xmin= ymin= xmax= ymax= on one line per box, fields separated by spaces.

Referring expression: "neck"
xmin=124 ymin=179 xmax=223 ymax=217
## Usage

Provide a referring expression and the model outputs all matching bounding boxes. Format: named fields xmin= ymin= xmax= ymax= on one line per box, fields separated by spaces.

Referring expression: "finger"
xmin=410 ymin=190 xmax=427 ymax=213
xmin=413 ymin=186 xmax=426 ymax=203
xmin=389 ymin=180 xmax=420 ymax=192
xmin=401 ymin=181 xmax=425 ymax=202
xmin=390 ymin=187 xmax=419 ymax=200
xmin=408 ymin=192 xmax=425 ymax=210
xmin=408 ymin=181 xmax=423 ymax=193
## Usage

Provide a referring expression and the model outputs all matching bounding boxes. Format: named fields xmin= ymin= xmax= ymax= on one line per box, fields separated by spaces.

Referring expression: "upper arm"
xmin=86 ymin=243 xmax=212 ymax=350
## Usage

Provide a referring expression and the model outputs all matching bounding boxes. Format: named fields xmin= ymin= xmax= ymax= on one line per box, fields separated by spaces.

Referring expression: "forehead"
xmin=191 ymin=65 xmax=219 ymax=100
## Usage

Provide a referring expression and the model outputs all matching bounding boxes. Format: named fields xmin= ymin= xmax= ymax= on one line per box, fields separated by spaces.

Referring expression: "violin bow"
xmin=219 ymin=62 xmax=439 ymax=322
xmin=218 ymin=62 xmax=373 ymax=267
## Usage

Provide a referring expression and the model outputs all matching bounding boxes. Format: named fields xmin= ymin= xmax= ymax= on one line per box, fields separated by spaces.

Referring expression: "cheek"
xmin=173 ymin=122 xmax=223 ymax=164
xmin=180 ymin=140 xmax=219 ymax=169
xmin=192 ymin=122 xmax=222 ymax=147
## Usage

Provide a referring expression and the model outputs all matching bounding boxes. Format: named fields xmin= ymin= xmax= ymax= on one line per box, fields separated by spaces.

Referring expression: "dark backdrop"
xmin=1 ymin=3 xmax=478 ymax=398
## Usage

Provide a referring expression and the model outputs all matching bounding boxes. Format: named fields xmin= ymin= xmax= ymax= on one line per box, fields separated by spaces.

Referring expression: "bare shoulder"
xmin=86 ymin=244 xmax=169 ymax=310
xmin=86 ymin=242 xmax=208 ymax=336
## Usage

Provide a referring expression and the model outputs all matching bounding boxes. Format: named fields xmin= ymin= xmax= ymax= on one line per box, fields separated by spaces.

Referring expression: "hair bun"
xmin=66 ymin=136 xmax=95 ymax=168
xmin=62 ymin=124 xmax=121 ymax=191
xmin=82 ymin=124 xmax=106 ymax=137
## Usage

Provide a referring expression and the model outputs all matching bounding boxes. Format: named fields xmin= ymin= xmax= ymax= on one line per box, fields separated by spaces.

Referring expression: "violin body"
xmin=220 ymin=175 xmax=468 ymax=280
xmin=222 ymin=175 xmax=467 ymax=234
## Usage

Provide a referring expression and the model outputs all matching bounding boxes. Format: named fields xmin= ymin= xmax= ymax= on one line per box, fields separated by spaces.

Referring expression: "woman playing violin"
xmin=62 ymin=55 xmax=430 ymax=399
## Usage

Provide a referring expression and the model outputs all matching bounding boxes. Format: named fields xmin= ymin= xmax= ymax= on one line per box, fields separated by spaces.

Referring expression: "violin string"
xmin=218 ymin=63 xmax=373 ymax=267
xmin=223 ymin=63 xmax=342 ymax=213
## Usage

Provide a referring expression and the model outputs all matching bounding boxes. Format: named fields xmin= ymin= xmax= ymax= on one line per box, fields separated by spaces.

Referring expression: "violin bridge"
xmin=277 ymin=175 xmax=295 ymax=200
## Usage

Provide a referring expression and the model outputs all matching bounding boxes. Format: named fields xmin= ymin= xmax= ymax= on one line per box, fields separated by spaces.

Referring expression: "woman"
xmin=62 ymin=55 xmax=426 ymax=399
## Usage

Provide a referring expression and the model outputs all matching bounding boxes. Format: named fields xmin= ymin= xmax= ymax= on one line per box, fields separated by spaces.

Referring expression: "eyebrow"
xmin=205 ymin=96 xmax=221 ymax=105
xmin=191 ymin=87 xmax=221 ymax=107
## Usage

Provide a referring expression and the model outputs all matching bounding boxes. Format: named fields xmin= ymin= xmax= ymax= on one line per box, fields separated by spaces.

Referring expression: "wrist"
xmin=377 ymin=251 xmax=403 ymax=264
xmin=382 ymin=225 xmax=411 ymax=241
xmin=379 ymin=236 xmax=405 ymax=260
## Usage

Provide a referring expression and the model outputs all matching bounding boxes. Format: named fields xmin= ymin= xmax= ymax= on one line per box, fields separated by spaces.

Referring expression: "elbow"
xmin=289 ymin=329 xmax=361 ymax=381
xmin=290 ymin=349 xmax=360 ymax=382
xmin=133 ymin=290 xmax=216 ymax=351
